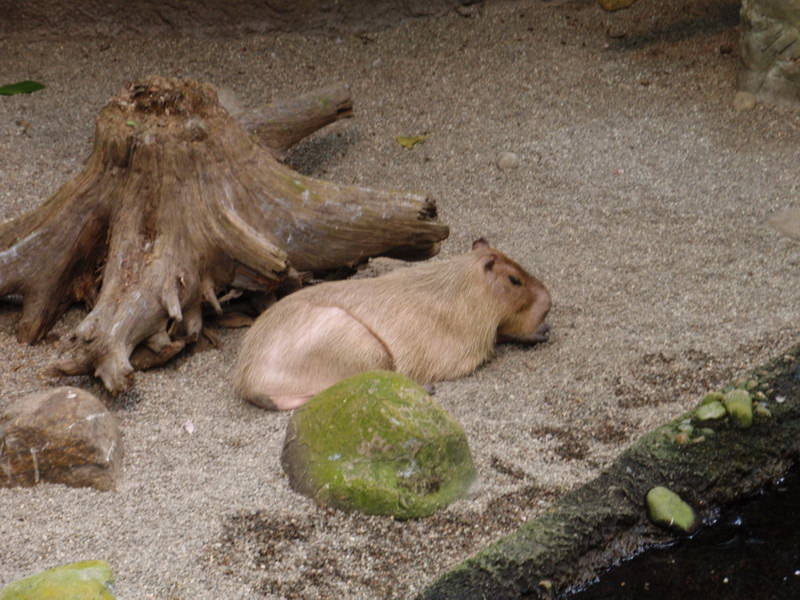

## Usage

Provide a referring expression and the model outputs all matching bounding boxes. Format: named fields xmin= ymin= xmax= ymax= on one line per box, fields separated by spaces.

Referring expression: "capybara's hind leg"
xmin=238 ymin=305 xmax=393 ymax=410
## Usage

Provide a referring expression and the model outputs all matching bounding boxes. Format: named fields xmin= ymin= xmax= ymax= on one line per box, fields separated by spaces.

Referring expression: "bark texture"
xmin=0 ymin=76 xmax=448 ymax=393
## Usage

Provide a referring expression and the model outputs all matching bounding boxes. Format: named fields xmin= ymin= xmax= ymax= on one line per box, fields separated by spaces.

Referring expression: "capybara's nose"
xmin=532 ymin=323 xmax=550 ymax=343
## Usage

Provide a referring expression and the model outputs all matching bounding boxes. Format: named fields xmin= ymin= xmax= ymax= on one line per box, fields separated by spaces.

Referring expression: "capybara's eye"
xmin=508 ymin=275 xmax=522 ymax=286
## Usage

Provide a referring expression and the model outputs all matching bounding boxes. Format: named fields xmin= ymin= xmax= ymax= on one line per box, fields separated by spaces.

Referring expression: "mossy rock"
xmin=281 ymin=371 xmax=476 ymax=519
xmin=645 ymin=486 xmax=698 ymax=534
xmin=0 ymin=560 xmax=115 ymax=600
xmin=694 ymin=400 xmax=726 ymax=422
xmin=723 ymin=389 xmax=753 ymax=429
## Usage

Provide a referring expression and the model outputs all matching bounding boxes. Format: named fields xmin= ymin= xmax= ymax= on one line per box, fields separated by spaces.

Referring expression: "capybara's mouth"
xmin=530 ymin=322 xmax=551 ymax=343
xmin=499 ymin=323 xmax=551 ymax=346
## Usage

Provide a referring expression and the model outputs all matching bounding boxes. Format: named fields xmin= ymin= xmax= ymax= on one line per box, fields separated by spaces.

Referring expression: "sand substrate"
xmin=1 ymin=0 xmax=799 ymax=598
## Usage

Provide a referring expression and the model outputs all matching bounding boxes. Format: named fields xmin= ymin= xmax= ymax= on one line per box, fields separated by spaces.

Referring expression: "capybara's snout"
xmin=499 ymin=322 xmax=550 ymax=345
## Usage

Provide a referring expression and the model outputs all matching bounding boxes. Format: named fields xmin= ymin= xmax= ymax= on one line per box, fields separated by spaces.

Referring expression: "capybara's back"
xmin=235 ymin=239 xmax=551 ymax=410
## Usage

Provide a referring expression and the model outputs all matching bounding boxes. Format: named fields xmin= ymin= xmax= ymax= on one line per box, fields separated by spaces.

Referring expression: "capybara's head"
xmin=471 ymin=238 xmax=551 ymax=345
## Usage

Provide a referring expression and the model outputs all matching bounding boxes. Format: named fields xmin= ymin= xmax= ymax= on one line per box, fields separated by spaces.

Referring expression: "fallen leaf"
xmin=0 ymin=80 xmax=45 ymax=95
xmin=396 ymin=134 xmax=428 ymax=149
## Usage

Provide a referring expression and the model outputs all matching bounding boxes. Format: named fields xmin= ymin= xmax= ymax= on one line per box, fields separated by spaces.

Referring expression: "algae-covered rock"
xmin=723 ymin=389 xmax=754 ymax=429
xmin=0 ymin=560 xmax=115 ymax=599
xmin=701 ymin=392 xmax=725 ymax=405
xmin=281 ymin=371 xmax=476 ymax=519
xmin=645 ymin=486 xmax=697 ymax=534
xmin=754 ymin=403 xmax=773 ymax=418
xmin=694 ymin=400 xmax=726 ymax=422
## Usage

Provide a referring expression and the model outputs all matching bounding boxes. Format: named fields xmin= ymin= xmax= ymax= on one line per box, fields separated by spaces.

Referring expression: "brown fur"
xmin=234 ymin=239 xmax=551 ymax=410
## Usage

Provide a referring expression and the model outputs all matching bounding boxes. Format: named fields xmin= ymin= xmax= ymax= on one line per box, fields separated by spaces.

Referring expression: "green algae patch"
xmin=694 ymin=400 xmax=726 ymax=422
xmin=281 ymin=371 xmax=476 ymax=519
xmin=723 ymin=389 xmax=753 ymax=429
xmin=701 ymin=392 xmax=725 ymax=405
xmin=0 ymin=560 xmax=115 ymax=600
xmin=646 ymin=486 xmax=698 ymax=534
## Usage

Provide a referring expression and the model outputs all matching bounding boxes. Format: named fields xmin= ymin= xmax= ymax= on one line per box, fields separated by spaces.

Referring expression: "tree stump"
xmin=0 ymin=76 xmax=449 ymax=393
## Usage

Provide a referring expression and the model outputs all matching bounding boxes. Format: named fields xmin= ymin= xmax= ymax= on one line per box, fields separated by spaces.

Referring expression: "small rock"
xmin=599 ymin=0 xmax=638 ymax=11
xmin=695 ymin=400 xmax=726 ymax=422
xmin=767 ymin=207 xmax=800 ymax=240
xmin=674 ymin=432 xmax=691 ymax=445
xmin=754 ymin=403 xmax=772 ymax=418
xmin=497 ymin=151 xmax=520 ymax=171
xmin=733 ymin=91 xmax=757 ymax=111
xmin=723 ymin=389 xmax=753 ymax=429
xmin=0 ymin=560 xmax=116 ymax=600
xmin=646 ymin=486 xmax=698 ymax=533
xmin=0 ymin=387 xmax=122 ymax=491
xmin=701 ymin=392 xmax=726 ymax=405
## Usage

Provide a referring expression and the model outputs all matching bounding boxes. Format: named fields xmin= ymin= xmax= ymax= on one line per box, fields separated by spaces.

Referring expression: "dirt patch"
xmin=212 ymin=483 xmax=555 ymax=599
xmin=612 ymin=330 xmax=795 ymax=409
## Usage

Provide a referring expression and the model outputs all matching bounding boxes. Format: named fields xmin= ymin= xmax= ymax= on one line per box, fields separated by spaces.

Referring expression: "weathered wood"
xmin=232 ymin=83 xmax=354 ymax=157
xmin=0 ymin=76 xmax=448 ymax=393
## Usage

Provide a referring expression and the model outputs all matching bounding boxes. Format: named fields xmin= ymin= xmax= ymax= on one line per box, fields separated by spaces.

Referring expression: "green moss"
xmin=723 ymin=389 xmax=753 ymax=429
xmin=694 ymin=400 xmax=726 ymax=422
xmin=754 ymin=403 xmax=772 ymax=418
xmin=700 ymin=392 xmax=725 ymax=405
xmin=281 ymin=371 xmax=476 ymax=519
xmin=0 ymin=561 xmax=115 ymax=600
xmin=645 ymin=486 xmax=697 ymax=533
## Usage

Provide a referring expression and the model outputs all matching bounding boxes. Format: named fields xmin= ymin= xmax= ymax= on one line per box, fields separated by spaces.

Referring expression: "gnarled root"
xmin=0 ymin=77 xmax=448 ymax=393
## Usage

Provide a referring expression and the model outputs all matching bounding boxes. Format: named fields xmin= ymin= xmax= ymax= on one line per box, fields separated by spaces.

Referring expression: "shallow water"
xmin=564 ymin=466 xmax=800 ymax=600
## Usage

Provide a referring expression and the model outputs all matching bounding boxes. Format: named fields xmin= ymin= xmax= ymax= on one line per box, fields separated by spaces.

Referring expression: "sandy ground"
xmin=1 ymin=0 xmax=799 ymax=598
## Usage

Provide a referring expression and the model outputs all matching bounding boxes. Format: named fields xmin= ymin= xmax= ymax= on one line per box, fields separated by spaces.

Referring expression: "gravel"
xmin=1 ymin=0 xmax=799 ymax=598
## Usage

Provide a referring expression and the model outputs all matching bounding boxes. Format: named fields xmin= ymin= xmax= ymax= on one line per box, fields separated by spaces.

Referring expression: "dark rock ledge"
xmin=420 ymin=344 xmax=800 ymax=599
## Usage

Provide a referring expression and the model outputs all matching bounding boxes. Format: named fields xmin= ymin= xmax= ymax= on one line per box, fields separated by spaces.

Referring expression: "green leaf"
xmin=0 ymin=80 xmax=45 ymax=95
xmin=396 ymin=134 xmax=428 ymax=149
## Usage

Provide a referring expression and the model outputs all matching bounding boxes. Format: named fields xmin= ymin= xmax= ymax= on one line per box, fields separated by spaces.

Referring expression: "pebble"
xmin=497 ymin=151 xmax=520 ymax=170
xmin=646 ymin=486 xmax=697 ymax=533
xmin=723 ymin=389 xmax=753 ymax=429
xmin=694 ymin=400 xmax=726 ymax=421
xmin=733 ymin=91 xmax=757 ymax=111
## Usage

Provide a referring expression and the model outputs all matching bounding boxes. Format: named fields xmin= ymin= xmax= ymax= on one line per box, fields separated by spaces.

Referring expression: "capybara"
xmin=234 ymin=239 xmax=551 ymax=410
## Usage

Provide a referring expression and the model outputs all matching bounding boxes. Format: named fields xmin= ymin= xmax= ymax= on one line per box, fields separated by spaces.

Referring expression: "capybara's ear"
xmin=472 ymin=238 xmax=490 ymax=250
xmin=482 ymin=254 xmax=496 ymax=272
